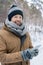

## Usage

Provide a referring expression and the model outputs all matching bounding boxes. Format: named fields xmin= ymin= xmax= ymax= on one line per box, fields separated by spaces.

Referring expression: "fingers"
xmin=34 ymin=52 xmax=38 ymax=56
xmin=34 ymin=49 xmax=39 ymax=56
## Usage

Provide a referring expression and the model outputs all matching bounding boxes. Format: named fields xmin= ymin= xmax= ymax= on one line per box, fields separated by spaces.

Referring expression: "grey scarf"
xmin=5 ymin=18 xmax=27 ymax=37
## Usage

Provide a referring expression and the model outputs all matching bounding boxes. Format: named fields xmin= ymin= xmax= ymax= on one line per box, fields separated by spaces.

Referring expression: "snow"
xmin=25 ymin=0 xmax=43 ymax=64
xmin=25 ymin=0 xmax=43 ymax=17
xmin=25 ymin=23 xmax=43 ymax=65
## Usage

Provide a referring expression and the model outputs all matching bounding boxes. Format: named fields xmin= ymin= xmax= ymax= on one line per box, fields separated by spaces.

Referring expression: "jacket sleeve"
xmin=0 ymin=36 xmax=23 ymax=64
xmin=27 ymin=32 xmax=33 ymax=48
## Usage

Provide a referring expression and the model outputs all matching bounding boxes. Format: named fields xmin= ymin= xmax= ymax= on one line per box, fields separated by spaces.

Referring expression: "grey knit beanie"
xmin=8 ymin=5 xmax=23 ymax=21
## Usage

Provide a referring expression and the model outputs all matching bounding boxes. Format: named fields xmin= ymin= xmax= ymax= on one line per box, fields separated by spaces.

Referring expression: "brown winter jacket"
xmin=0 ymin=25 xmax=33 ymax=65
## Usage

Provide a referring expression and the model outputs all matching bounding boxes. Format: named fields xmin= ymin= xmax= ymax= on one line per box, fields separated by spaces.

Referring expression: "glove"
xmin=30 ymin=47 xmax=39 ymax=57
xmin=20 ymin=49 xmax=33 ymax=61
xmin=20 ymin=48 xmax=39 ymax=61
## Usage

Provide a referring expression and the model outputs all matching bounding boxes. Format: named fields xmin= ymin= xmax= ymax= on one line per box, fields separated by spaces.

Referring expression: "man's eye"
xmin=15 ymin=16 xmax=17 ymax=18
xmin=20 ymin=17 xmax=21 ymax=18
xmin=19 ymin=17 xmax=22 ymax=19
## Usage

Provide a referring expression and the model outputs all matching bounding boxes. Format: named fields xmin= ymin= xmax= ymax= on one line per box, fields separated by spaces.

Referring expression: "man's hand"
xmin=20 ymin=45 xmax=40 ymax=61
xmin=30 ymin=48 xmax=39 ymax=57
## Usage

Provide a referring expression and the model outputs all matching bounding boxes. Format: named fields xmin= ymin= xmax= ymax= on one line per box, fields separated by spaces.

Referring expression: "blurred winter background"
xmin=0 ymin=0 xmax=43 ymax=65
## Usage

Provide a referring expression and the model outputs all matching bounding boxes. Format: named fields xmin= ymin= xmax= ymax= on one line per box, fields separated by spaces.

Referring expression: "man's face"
xmin=11 ymin=14 xmax=23 ymax=26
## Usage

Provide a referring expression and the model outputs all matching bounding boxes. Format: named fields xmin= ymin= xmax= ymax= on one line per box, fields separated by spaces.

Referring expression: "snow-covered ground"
xmin=25 ymin=23 xmax=43 ymax=65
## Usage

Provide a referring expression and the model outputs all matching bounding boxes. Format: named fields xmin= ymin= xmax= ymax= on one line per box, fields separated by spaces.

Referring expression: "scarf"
xmin=4 ymin=18 xmax=27 ymax=37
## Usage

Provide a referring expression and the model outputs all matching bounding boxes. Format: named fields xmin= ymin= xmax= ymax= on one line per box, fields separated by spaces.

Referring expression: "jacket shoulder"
xmin=0 ymin=29 xmax=8 ymax=38
xmin=0 ymin=29 xmax=6 ymax=35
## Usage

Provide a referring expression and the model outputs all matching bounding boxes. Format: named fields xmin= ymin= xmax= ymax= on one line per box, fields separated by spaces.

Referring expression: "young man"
xmin=0 ymin=5 xmax=39 ymax=65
